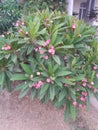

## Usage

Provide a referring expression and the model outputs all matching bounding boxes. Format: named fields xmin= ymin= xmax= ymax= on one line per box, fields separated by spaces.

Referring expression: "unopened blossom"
xmin=34 ymin=47 xmax=38 ymax=52
xmin=96 ymin=73 xmax=98 ymax=78
xmin=38 ymin=81 xmax=44 ymax=86
xmin=44 ymin=39 xmax=51 ymax=46
xmin=88 ymin=85 xmax=93 ymax=88
xmin=65 ymin=76 xmax=69 ymax=79
xmin=91 ymin=82 xmax=94 ymax=85
xmin=18 ymin=29 xmax=23 ymax=33
xmin=46 ymin=78 xmax=51 ymax=83
xmin=44 ymin=55 xmax=49 ymax=60
xmin=37 ymin=72 xmax=41 ymax=75
xmin=48 ymin=46 xmax=55 ymax=55
xmin=82 ymin=78 xmax=87 ymax=82
xmin=39 ymin=46 xmax=42 ymax=49
xmin=2 ymin=43 xmax=11 ymax=51
xmin=39 ymin=50 xmax=44 ymax=55
xmin=0 ymin=34 xmax=4 ymax=37
xmin=25 ymin=32 xmax=29 ymax=35
xmin=82 ymin=82 xmax=86 ymax=87
xmin=71 ymin=24 xmax=76 ymax=31
xmin=94 ymin=88 xmax=97 ymax=93
xmin=80 ymin=97 xmax=86 ymax=102
xmin=33 ymin=81 xmax=44 ymax=89
xmin=6 ymin=31 xmax=10 ymax=35
xmin=15 ymin=22 xmax=19 ymax=27
xmin=93 ymin=66 xmax=97 ymax=70
xmin=30 ymin=74 xmax=33 ymax=79
xmin=82 ymin=92 xmax=87 ymax=97
xmin=72 ymin=101 xmax=77 ymax=107
xmin=45 ymin=18 xmax=49 ymax=22
xmin=64 ymin=84 xmax=68 ymax=87
xmin=21 ymin=21 xmax=25 ymax=26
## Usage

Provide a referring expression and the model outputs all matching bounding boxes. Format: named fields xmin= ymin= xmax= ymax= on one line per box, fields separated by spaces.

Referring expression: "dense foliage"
xmin=22 ymin=0 xmax=66 ymax=13
xmin=0 ymin=9 xmax=98 ymax=120
xmin=0 ymin=0 xmax=20 ymax=34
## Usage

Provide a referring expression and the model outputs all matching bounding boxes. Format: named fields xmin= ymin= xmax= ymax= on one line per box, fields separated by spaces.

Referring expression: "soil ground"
xmin=0 ymin=90 xmax=73 ymax=130
xmin=0 ymin=89 xmax=98 ymax=130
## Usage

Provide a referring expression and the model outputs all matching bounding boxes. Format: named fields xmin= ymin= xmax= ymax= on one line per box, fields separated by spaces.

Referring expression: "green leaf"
xmin=56 ymin=70 xmax=71 ymax=77
xmin=86 ymin=93 xmax=90 ymax=109
xmin=30 ymin=89 xmax=37 ymax=100
xmin=74 ymin=74 xmax=85 ymax=81
xmin=52 ymin=55 xmax=61 ymax=65
xmin=58 ymin=77 xmax=74 ymax=85
xmin=5 ymin=76 xmax=11 ymax=92
xmin=59 ymin=90 xmax=67 ymax=102
xmin=50 ymin=86 xmax=55 ymax=100
xmin=56 ymin=45 xmax=74 ymax=50
xmin=64 ymin=103 xmax=70 ymax=120
xmin=11 ymin=74 xmax=28 ymax=81
xmin=51 ymin=30 xmax=58 ymax=45
xmin=38 ymin=28 xmax=46 ymax=35
xmin=27 ymin=45 xmax=34 ymax=55
xmin=19 ymin=87 xmax=29 ymax=98
xmin=11 ymin=54 xmax=17 ymax=63
xmin=14 ymin=82 xmax=28 ymax=91
xmin=70 ymin=89 xmax=76 ymax=101
xmin=40 ymin=83 xmax=49 ymax=95
xmin=55 ymin=79 xmax=63 ymax=88
xmin=0 ymin=72 xmax=5 ymax=90
xmin=70 ymin=104 xmax=76 ymax=120
xmin=21 ymin=63 xmax=31 ymax=75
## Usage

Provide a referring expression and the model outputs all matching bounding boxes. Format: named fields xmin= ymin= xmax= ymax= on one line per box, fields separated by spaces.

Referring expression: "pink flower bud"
xmin=38 ymin=81 xmax=44 ymax=86
xmin=15 ymin=22 xmax=19 ymax=27
xmin=26 ymin=32 xmax=29 ymax=35
xmin=48 ymin=47 xmax=55 ymax=55
xmin=80 ymin=97 xmax=86 ymax=102
xmin=94 ymin=88 xmax=97 ymax=93
xmin=30 ymin=74 xmax=33 ymax=79
xmin=45 ymin=18 xmax=49 ymax=22
xmin=82 ymin=92 xmax=87 ymax=97
xmin=73 ymin=101 xmax=77 ymax=107
xmin=37 ymin=72 xmax=41 ymax=75
xmin=82 ymin=78 xmax=87 ymax=82
xmin=44 ymin=39 xmax=51 ymax=46
xmin=39 ymin=50 xmax=44 ymax=55
xmin=4 ymin=47 xmax=8 ymax=50
xmin=46 ymin=78 xmax=51 ymax=83
xmin=44 ymin=55 xmax=49 ymax=59
xmin=7 ymin=46 xmax=11 ymax=50
xmin=91 ymin=82 xmax=94 ymax=85
xmin=21 ymin=22 xmax=25 ymax=26
xmin=82 ymin=82 xmax=86 ymax=87
xmin=6 ymin=31 xmax=10 ymax=35
xmin=1 ymin=34 xmax=4 ymax=37
xmin=2 ymin=47 xmax=5 ymax=50
xmin=96 ymin=73 xmax=98 ymax=78
xmin=34 ymin=48 xmax=38 ymax=52
xmin=71 ymin=24 xmax=76 ymax=29
xmin=93 ymin=66 xmax=97 ymax=70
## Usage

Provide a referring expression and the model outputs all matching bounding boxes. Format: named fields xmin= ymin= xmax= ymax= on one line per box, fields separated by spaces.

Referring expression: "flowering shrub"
xmin=0 ymin=9 xmax=98 ymax=120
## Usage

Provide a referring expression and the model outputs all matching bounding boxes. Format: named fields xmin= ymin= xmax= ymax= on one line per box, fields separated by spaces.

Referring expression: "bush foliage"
xmin=0 ymin=9 xmax=98 ymax=120
xmin=0 ymin=0 xmax=20 ymax=34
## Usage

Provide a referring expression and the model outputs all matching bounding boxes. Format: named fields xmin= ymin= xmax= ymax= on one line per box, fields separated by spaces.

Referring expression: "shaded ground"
xmin=0 ymin=90 xmax=73 ymax=130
